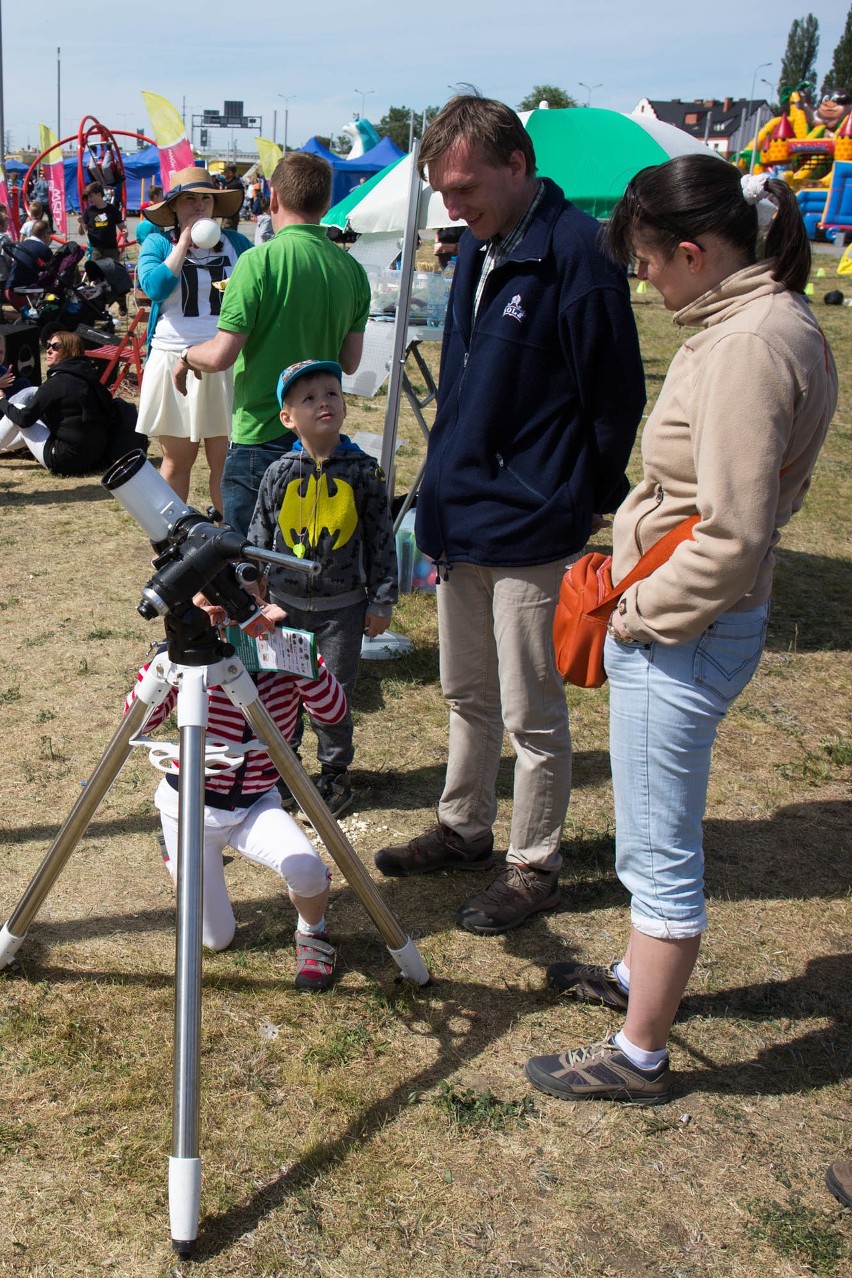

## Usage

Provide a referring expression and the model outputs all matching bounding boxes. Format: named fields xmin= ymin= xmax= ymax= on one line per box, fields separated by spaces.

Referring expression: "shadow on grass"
xmin=350 ymin=748 xmax=613 ymax=814
xmin=352 ymin=642 xmax=441 ymax=717
xmin=0 ymin=479 xmax=111 ymax=506
xmin=674 ymin=952 xmax=852 ymax=1098
xmin=766 ymin=547 xmax=852 ymax=652
xmin=5 ymin=795 xmax=850 ymax=1256
xmin=0 ymin=811 xmax=160 ymax=843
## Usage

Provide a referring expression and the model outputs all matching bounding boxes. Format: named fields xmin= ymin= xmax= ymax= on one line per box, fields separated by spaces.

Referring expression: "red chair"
xmin=85 ymin=304 xmax=148 ymax=397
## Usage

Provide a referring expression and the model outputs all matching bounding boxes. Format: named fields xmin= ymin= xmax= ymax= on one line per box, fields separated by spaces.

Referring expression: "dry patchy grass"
xmin=0 ymin=252 xmax=849 ymax=1278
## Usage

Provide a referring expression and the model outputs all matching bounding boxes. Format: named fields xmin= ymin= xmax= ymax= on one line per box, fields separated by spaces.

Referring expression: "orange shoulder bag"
xmin=553 ymin=515 xmax=700 ymax=688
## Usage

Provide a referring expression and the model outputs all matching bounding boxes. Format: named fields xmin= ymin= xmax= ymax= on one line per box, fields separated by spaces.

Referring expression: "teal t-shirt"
xmin=218 ymin=223 xmax=370 ymax=446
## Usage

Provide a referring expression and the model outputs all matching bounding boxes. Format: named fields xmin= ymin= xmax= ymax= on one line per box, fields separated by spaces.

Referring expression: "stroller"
xmin=79 ymin=256 xmax=133 ymax=319
xmin=3 ymin=241 xmax=124 ymax=336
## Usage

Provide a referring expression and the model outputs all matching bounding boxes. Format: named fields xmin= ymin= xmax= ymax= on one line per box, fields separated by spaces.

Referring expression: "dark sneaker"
xmin=277 ymin=776 xmax=297 ymax=810
xmin=547 ymin=960 xmax=629 ymax=1009
xmin=457 ymin=864 xmax=560 ymax=935
xmin=525 ymin=1037 xmax=673 ymax=1106
xmin=316 ymin=771 xmax=354 ymax=818
xmin=294 ymin=930 xmax=337 ymax=992
xmin=277 ymin=749 xmax=302 ymax=810
xmin=826 ymin=1160 xmax=852 ymax=1208
xmin=375 ymin=822 xmax=494 ymax=877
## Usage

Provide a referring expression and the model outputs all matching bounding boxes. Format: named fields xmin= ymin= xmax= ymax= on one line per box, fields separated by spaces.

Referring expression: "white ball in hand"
xmin=190 ymin=218 xmax=220 ymax=249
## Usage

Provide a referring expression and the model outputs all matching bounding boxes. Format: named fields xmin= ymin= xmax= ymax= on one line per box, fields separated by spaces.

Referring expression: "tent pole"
xmin=380 ymin=143 xmax=423 ymax=497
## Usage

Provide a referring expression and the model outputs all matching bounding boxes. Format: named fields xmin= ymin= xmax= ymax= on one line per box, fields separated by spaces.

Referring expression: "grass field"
xmin=0 ymin=251 xmax=849 ymax=1278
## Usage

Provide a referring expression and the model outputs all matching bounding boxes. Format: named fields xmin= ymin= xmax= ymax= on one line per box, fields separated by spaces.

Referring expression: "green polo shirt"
xmin=218 ymin=223 xmax=370 ymax=446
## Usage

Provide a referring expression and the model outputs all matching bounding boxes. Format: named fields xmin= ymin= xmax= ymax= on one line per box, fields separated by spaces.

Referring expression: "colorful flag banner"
xmin=38 ymin=124 xmax=67 ymax=236
xmin=256 ymin=137 xmax=282 ymax=181
xmin=142 ymin=91 xmax=194 ymax=189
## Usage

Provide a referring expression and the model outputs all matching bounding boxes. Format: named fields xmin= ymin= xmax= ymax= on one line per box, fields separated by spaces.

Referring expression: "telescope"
xmin=1 ymin=452 xmax=430 ymax=1254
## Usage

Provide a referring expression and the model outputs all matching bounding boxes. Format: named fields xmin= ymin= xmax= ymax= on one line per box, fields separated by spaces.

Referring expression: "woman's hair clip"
xmin=740 ymin=173 xmax=771 ymax=206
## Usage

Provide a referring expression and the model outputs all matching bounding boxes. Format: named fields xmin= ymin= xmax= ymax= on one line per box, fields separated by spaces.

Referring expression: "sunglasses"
xmin=45 ymin=341 xmax=62 ymax=351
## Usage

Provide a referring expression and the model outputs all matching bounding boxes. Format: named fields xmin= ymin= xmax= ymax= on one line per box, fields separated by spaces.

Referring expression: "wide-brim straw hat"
xmin=143 ymin=166 xmax=243 ymax=227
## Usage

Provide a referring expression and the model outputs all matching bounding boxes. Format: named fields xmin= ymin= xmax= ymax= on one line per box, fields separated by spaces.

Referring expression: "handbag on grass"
xmin=553 ymin=514 xmax=700 ymax=688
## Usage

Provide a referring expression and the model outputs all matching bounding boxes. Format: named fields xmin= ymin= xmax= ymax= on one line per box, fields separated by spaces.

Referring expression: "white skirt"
xmin=137 ymin=345 xmax=233 ymax=443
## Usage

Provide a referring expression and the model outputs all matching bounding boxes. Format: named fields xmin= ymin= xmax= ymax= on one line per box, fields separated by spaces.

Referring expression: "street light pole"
xmin=278 ymin=95 xmax=295 ymax=153
xmin=354 ymin=88 xmax=374 ymax=117
xmin=579 ymin=82 xmax=602 ymax=108
xmin=742 ymin=61 xmax=772 ymax=166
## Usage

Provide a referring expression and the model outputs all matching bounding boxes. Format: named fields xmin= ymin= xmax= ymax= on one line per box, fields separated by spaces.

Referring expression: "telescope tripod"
xmin=0 ymin=608 xmax=429 ymax=1254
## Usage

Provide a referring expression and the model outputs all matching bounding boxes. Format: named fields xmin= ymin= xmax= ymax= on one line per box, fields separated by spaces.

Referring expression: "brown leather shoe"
xmin=457 ymin=863 xmax=561 ymax=935
xmin=826 ymin=1160 xmax=852 ymax=1207
xmin=374 ymin=822 xmax=494 ymax=877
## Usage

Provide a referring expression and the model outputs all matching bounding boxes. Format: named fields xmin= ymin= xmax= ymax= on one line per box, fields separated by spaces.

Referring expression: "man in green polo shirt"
xmin=173 ymin=152 xmax=370 ymax=533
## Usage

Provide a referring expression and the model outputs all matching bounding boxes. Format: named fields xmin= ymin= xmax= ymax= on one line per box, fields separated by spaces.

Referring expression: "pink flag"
xmin=39 ymin=125 xmax=67 ymax=236
xmin=0 ymin=166 xmax=16 ymax=239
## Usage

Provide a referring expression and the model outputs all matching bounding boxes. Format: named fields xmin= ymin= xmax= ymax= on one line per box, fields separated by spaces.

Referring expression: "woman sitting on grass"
xmin=525 ymin=155 xmax=839 ymax=1106
xmin=0 ymin=330 xmax=121 ymax=475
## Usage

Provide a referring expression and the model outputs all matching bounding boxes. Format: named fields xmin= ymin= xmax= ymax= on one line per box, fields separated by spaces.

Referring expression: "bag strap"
xmin=588 ymin=514 xmax=700 ymax=619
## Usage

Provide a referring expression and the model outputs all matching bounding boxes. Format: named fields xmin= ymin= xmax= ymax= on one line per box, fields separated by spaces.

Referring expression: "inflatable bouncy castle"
xmin=739 ymin=86 xmax=852 ymax=241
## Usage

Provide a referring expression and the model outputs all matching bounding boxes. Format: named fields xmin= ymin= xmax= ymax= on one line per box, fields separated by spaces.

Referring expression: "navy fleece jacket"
xmin=414 ymin=178 xmax=646 ymax=567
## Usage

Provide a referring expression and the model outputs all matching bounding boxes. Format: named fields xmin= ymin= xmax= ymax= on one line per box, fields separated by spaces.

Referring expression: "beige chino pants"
xmin=436 ymin=559 xmax=572 ymax=871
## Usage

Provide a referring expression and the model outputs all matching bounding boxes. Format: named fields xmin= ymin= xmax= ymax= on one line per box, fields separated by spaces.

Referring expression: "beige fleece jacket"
xmin=613 ymin=262 xmax=838 ymax=645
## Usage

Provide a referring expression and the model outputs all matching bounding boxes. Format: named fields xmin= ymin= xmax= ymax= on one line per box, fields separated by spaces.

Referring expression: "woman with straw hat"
xmin=136 ymin=166 xmax=251 ymax=512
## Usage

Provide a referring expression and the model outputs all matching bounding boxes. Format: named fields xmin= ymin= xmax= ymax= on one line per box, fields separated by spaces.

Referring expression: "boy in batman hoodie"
xmin=248 ymin=359 xmax=397 ymax=815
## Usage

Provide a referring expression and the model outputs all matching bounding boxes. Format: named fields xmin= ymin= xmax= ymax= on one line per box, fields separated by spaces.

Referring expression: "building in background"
xmin=633 ymin=97 xmax=773 ymax=158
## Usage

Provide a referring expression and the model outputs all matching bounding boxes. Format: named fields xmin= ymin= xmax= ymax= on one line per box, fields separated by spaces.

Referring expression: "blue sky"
xmin=2 ymin=1 xmax=846 ymax=154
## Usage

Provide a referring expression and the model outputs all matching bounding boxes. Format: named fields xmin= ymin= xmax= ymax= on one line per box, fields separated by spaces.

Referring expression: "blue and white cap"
xmin=276 ymin=359 xmax=343 ymax=407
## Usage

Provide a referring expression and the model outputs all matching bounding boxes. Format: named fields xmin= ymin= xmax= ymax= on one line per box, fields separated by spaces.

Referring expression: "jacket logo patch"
xmin=502 ymin=294 xmax=525 ymax=323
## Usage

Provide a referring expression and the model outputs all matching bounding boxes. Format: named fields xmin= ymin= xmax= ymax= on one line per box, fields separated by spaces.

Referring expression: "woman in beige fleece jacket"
xmin=526 ymin=155 xmax=838 ymax=1105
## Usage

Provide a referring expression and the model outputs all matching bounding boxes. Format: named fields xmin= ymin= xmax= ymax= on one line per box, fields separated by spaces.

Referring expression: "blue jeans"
xmin=605 ymin=602 xmax=770 ymax=940
xmin=221 ymin=436 xmax=293 ymax=537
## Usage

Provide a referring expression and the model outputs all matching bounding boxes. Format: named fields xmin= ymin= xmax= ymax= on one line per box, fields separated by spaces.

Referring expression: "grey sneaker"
xmin=375 ymin=822 xmax=494 ymax=877
xmin=316 ymin=771 xmax=354 ymax=817
xmin=457 ymin=864 xmax=561 ymax=935
xmin=525 ymin=1037 xmax=672 ymax=1106
xmin=547 ymin=960 xmax=629 ymax=1009
xmin=294 ymin=930 xmax=337 ymax=992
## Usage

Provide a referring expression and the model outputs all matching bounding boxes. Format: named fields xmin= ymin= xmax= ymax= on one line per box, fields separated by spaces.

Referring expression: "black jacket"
xmin=5 ymin=237 xmax=52 ymax=291
xmin=2 ymin=356 xmax=118 ymax=475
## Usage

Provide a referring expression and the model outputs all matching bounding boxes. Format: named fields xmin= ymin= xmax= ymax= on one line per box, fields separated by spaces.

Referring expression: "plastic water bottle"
xmin=425 ymin=273 xmax=445 ymax=327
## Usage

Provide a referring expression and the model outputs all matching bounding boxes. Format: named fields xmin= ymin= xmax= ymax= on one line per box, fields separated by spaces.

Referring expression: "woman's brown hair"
xmin=605 ymin=154 xmax=810 ymax=294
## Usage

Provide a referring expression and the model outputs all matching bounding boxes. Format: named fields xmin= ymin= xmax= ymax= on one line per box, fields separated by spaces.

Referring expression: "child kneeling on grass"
xmin=247 ymin=359 xmax=397 ymax=817
xmin=125 ymin=600 xmax=347 ymax=991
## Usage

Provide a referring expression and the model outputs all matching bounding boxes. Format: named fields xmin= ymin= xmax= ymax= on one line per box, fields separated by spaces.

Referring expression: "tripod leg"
xmin=219 ymin=659 xmax=430 ymax=985
xmin=169 ymin=667 xmax=207 ymax=1254
xmin=0 ymin=690 xmax=156 ymax=969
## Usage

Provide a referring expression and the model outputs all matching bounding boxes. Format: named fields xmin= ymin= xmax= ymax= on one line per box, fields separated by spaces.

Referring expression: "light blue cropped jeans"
xmin=605 ymin=602 xmax=770 ymax=940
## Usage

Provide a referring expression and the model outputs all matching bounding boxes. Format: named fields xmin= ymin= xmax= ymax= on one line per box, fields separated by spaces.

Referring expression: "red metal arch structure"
xmin=23 ymin=117 xmax=156 ymax=230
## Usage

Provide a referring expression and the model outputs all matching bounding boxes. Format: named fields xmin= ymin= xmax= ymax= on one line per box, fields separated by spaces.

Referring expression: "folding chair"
xmin=84 ymin=305 xmax=148 ymax=397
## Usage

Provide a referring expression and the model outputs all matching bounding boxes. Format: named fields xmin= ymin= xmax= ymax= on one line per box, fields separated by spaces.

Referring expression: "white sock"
xmin=614 ymin=960 xmax=631 ymax=991
xmin=297 ymin=915 xmax=326 ymax=936
xmin=613 ymin=1029 xmax=668 ymax=1070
